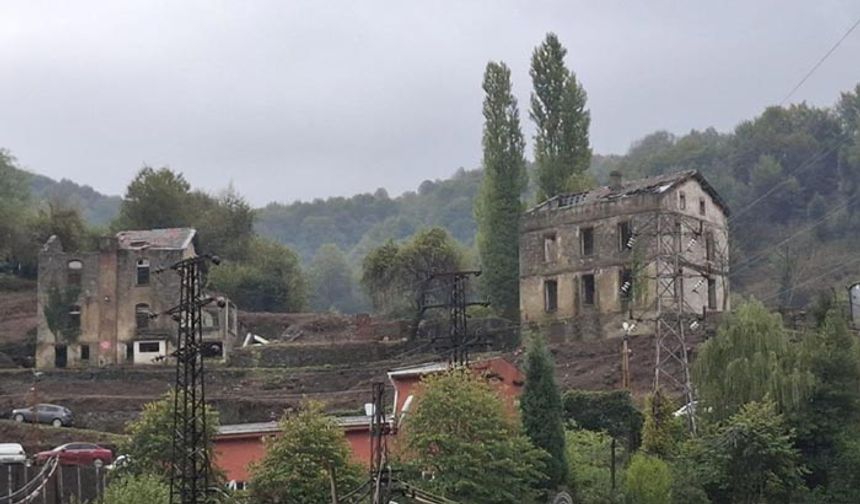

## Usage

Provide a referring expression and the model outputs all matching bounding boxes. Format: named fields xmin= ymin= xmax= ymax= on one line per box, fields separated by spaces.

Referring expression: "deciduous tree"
xmin=119 ymin=391 xmax=219 ymax=482
xmin=249 ymin=401 xmax=363 ymax=503
xmin=692 ymin=401 xmax=807 ymax=504
xmin=624 ymin=453 xmax=672 ymax=504
xmin=208 ymin=237 xmax=307 ymax=313
xmin=402 ymin=369 xmax=546 ymax=503
xmin=693 ymin=299 xmax=814 ymax=420
xmin=116 ymin=166 xmax=192 ymax=230
xmin=530 ymin=33 xmax=591 ymax=201
xmin=475 ymin=61 xmax=527 ymax=320
xmin=308 ymin=243 xmax=360 ymax=312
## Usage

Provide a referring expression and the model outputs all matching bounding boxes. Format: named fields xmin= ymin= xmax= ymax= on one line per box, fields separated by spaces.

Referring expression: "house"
xmin=214 ymin=416 xmax=376 ymax=488
xmin=36 ymin=228 xmax=238 ymax=368
xmin=213 ymin=356 xmax=524 ymax=487
xmin=520 ymin=170 xmax=730 ymax=339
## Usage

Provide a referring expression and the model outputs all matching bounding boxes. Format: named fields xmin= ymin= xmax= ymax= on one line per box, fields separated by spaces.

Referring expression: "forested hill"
xmin=256 ymin=168 xmax=481 ymax=263
xmin=255 ymin=84 xmax=860 ymax=308
xmin=13 ymin=165 xmax=122 ymax=226
xmin=7 ymin=82 xmax=860 ymax=309
xmin=256 ymin=153 xmax=622 ymax=264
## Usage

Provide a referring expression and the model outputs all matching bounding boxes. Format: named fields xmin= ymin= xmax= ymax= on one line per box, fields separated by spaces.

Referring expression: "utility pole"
xmin=369 ymin=382 xmax=391 ymax=504
xmin=157 ymin=254 xmax=222 ymax=504
xmin=620 ymin=321 xmax=634 ymax=390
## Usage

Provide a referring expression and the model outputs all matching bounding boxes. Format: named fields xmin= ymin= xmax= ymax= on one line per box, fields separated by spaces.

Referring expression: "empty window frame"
xmin=582 ymin=274 xmax=596 ymax=306
xmin=136 ymin=259 xmax=150 ymax=286
xmin=67 ymin=260 xmax=83 ymax=286
xmin=135 ymin=303 xmax=150 ymax=330
xmin=543 ymin=233 xmax=558 ymax=262
xmin=618 ymin=221 xmax=633 ymax=251
xmin=80 ymin=344 xmax=90 ymax=361
xmin=544 ymin=280 xmax=558 ymax=313
xmin=68 ymin=305 xmax=81 ymax=332
xmin=705 ymin=231 xmax=715 ymax=261
xmin=679 ymin=191 xmax=687 ymax=210
xmin=619 ymin=268 xmax=633 ymax=310
xmin=138 ymin=341 xmax=161 ymax=353
xmin=581 ymin=227 xmax=595 ymax=256
xmin=708 ymin=277 xmax=717 ymax=309
xmin=699 ymin=198 xmax=706 ymax=216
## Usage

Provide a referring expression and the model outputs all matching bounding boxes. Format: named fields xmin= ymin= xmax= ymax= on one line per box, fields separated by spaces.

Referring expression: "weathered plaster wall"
xmin=519 ymin=177 xmax=730 ymax=340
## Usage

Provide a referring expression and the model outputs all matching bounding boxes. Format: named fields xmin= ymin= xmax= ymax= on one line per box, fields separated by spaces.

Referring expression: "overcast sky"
xmin=1 ymin=1 xmax=859 ymax=206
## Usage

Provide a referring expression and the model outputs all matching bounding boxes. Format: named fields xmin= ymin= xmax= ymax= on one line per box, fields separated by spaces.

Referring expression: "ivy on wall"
xmin=44 ymin=283 xmax=81 ymax=342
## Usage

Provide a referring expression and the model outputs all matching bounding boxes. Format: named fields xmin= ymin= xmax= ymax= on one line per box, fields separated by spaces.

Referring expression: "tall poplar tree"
xmin=475 ymin=61 xmax=527 ymax=319
xmin=530 ymin=33 xmax=591 ymax=201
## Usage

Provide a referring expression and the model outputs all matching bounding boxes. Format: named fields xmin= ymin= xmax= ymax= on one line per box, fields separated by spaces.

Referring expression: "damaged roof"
xmin=115 ymin=228 xmax=196 ymax=250
xmin=527 ymin=169 xmax=730 ymax=216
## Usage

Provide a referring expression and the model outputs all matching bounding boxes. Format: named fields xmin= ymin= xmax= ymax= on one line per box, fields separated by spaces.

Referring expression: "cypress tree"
xmin=475 ymin=61 xmax=527 ymax=319
xmin=521 ymin=331 xmax=569 ymax=489
xmin=530 ymin=32 xmax=591 ymax=201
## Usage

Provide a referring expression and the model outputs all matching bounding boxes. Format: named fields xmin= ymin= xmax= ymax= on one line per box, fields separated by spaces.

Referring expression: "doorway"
xmin=55 ymin=345 xmax=67 ymax=368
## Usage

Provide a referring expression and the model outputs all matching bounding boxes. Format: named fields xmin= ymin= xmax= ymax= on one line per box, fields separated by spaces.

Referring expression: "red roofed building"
xmin=213 ymin=356 xmax=524 ymax=487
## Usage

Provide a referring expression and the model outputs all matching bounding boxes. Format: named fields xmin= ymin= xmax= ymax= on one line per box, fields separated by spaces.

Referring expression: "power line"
xmin=780 ymin=15 xmax=860 ymax=106
xmin=728 ymin=143 xmax=839 ymax=223
xmin=760 ymin=254 xmax=860 ymax=304
xmin=730 ymin=195 xmax=856 ymax=276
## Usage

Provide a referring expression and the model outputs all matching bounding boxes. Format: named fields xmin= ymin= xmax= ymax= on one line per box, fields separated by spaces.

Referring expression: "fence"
xmin=0 ymin=461 xmax=106 ymax=504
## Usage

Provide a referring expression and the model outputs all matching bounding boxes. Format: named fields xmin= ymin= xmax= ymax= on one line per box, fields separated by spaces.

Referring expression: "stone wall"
xmin=519 ymin=179 xmax=730 ymax=337
xmin=227 ymin=341 xmax=420 ymax=368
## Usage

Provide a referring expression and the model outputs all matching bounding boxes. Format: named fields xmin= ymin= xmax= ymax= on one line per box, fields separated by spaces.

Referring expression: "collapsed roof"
xmin=115 ymin=228 xmax=196 ymax=250
xmin=527 ymin=169 xmax=730 ymax=216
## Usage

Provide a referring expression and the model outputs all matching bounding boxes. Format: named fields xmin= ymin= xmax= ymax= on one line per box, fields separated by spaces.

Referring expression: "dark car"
xmin=11 ymin=403 xmax=74 ymax=428
xmin=35 ymin=443 xmax=113 ymax=467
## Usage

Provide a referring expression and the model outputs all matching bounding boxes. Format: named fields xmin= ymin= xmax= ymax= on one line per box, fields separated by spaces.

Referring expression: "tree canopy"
xmin=249 ymin=401 xmax=363 ymax=503
xmin=530 ymin=33 xmax=591 ymax=201
xmin=693 ymin=299 xmax=814 ymax=420
xmin=401 ymin=369 xmax=547 ymax=503
xmin=475 ymin=61 xmax=528 ymax=320
xmin=520 ymin=331 xmax=568 ymax=489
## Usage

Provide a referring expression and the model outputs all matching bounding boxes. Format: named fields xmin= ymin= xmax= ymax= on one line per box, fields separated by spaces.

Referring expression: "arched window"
xmin=136 ymin=259 xmax=150 ymax=286
xmin=67 ymin=260 xmax=83 ymax=286
xmin=135 ymin=303 xmax=151 ymax=330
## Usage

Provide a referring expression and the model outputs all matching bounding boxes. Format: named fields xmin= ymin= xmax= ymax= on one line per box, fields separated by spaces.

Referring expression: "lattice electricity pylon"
xmin=161 ymin=254 xmax=222 ymax=504
xmin=651 ymin=213 xmax=698 ymax=434
xmin=419 ymin=271 xmax=489 ymax=366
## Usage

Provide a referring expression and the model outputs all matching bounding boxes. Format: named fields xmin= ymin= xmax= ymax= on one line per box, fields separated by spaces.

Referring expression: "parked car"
xmin=34 ymin=443 xmax=113 ymax=467
xmin=0 ymin=443 xmax=26 ymax=464
xmin=11 ymin=404 xmax=73 ymax=428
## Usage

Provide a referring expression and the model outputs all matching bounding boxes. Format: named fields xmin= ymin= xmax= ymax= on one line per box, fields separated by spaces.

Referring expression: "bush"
xmin=102 ymin=473 xmax=169 ymax=504
xmin=563 ymin=390 xmax=643 ymax=450
xmin=566 ymin=429 xmax=625 ymax=503
xmin=624 ymin=453 xmax=672 ymax=504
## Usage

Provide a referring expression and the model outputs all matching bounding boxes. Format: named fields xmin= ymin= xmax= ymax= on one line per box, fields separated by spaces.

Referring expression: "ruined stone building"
xmin=519 ymin=170 xmax=730 ymax=339
xmin=36 ymin=228 xmax=238 ymax=369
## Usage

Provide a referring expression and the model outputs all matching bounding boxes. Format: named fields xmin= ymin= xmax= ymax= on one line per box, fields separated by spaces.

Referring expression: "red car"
xmin=35 ymin=443 xmax=113 ymax=467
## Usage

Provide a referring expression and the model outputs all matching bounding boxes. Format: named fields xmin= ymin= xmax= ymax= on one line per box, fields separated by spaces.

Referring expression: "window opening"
xmin=699 ymin=198 xmax=706 ymax=216
xmin=705 ymin=231 xmax=715 ymax=262
xmin=708 ymin=278 xmax=717 ymax=309
xmin=619 ymin=221 xmax=634 ymax=251
xmin=67 ymin=260 xmax=83 ymax=286
xmin=136 ymin=259 xmax=150 ymax=286
xmin=135 ymin=303 xmax=150 ymax=330
xmin=543 ymin=233 xmax=558 ymax=262
xmin=581 ymin=227 xmax=594 ymax=256
xmin=544 ymin=280 xmax=558 ymax=313
xmin=68 ymin=305 xmax=81 ymax=332
xmin=80 ymin=344 xmax=90 ymax=361
xmin=582 ymin=274 xmax=596 ymax=306
xmin=619 ymin=268 xmax=633 ymax=311
xmin=138 ymin=341 xmax=161 ymax=353
xmin=679 ymin=191 xmax=687 ymax=210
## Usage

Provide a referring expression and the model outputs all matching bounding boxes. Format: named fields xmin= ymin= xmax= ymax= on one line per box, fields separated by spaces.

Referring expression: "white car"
xmin=0 ymin=443 xmax=26 ymax=464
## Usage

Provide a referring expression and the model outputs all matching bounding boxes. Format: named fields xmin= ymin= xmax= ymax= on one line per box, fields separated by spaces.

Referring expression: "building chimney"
xmin=609 ymin=170 xmax=623 ymax=191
